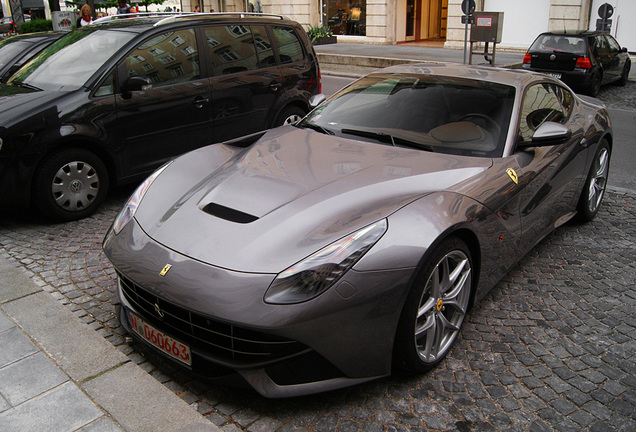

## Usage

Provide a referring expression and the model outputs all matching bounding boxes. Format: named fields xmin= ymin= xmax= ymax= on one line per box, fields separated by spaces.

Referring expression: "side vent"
xmin=202 ymin=203 xmax=258 ymax=224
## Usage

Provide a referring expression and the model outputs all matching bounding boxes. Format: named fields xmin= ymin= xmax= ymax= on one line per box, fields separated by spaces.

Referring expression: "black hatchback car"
xmin=522 ymin=31 xmax=630 ymax=96
xmin=0 ymin=13 xmax=320 ymax=221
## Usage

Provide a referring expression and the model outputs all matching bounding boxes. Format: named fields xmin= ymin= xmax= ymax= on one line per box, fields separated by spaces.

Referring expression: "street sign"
xmin=598 ymin=3 xmax=614 ymax=19
xmin=461 ymin=0 xmax=476 ymax=16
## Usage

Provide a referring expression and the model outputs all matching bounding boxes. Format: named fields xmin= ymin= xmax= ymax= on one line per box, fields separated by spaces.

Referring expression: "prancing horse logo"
xmin=506 ymin=168 xmax=519 ymax=185
xmin=159 ymin=264 xmax=172 ymax=277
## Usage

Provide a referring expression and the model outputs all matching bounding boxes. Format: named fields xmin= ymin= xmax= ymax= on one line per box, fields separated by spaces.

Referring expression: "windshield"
xmin=8 ymin=28 xmax=136 ymax=91
xmin=0 ymin=39 xmax=35 ymax=69
xmin=300 ymin=73 xmax=516 ymax=157
xmin=529 ymin=34 xmax=586 ymax=55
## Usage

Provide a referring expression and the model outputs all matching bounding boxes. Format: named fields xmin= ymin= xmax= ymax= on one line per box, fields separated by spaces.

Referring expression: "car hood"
xmin=0 ymin=85 xmax=69 ymax=125
xmin=135 ymin=126 xmax=492 ymax=273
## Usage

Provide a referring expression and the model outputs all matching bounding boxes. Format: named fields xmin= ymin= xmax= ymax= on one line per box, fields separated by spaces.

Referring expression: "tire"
xmin=394 ymin=237 xmax=473 ymax=373
xmin=586 ymin=71 xmax=602 ymax=97
xmin=616 ymin=61 xmax=631 ymax=87
xmin=34 ymin=148 xmax=109 ymax=222
xmin=576 ymin=139 xmax=610 ymax=222
xmin=274 ymin=105 xmax=306 ymax=126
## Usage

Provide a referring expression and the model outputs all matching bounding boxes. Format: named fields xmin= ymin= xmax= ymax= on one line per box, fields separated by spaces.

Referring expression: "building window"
xmin=323 ymin=0 xmax=365 ymax=36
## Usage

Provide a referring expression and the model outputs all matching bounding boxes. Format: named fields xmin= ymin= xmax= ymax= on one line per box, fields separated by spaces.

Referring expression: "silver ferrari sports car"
xmin=103 ymin=63 xmax=612 ymax=398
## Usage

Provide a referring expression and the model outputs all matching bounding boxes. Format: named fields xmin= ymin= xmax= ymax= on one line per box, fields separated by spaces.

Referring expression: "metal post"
xmin=463 ymin=18 xmax=469 ymax=64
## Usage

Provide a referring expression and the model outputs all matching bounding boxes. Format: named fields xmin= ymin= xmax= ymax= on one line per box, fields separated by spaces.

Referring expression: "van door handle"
xmin=270 ymin=83 xmax=282 ymax=91
xmin=193 ymin=97 xmax=210 ymax=108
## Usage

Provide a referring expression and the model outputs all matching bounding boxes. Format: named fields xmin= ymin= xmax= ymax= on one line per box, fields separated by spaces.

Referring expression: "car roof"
xmin=90 ymin=12 xmax=297 ymax=32
xmin=538 ymin=30 xmax=607 ymax=38
xmin=370 ymin=62 xmax=548 ymax=89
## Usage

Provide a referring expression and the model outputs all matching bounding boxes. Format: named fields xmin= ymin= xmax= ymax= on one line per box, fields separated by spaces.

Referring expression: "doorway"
xmin=398 ymin=0 xmax=447 ymax=43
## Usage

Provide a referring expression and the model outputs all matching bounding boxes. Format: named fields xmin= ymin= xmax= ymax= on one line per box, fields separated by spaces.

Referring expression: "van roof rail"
xmin=91 ymin=12 xmax=288 ymax=27
xmin=154 ymin=12 xmax=287 ymax=26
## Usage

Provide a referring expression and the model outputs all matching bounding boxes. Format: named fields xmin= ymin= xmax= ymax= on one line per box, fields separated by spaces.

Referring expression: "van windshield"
xmin=8 ymin=28 xmax=136 ymax=91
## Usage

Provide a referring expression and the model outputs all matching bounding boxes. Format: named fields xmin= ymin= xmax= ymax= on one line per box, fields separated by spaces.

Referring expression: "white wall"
xmin=484 ymin=0 xmax=550 ymax=48
xmin=590 ymin=0 xmax=636 ymax=52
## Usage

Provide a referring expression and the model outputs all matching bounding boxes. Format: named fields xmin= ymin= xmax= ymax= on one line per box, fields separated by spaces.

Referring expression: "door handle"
xmin=193 ymin=97 xmax=210 ymax=108
xmin=270 ymin=82 xmax=282 ymax=92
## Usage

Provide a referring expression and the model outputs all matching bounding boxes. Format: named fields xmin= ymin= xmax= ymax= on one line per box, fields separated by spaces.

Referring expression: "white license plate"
xmin=545 ymin=72 xmax=562 ymax=79
xmin=129 ymin=312 xmax=192 ymax=366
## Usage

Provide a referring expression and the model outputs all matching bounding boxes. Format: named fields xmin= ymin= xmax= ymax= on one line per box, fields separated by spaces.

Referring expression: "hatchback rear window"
xmin=529 ymin=35 xmax=586 ymax=55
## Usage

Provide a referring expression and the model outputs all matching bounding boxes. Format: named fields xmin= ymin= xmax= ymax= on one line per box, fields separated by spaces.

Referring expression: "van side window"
xmin=272 ymin=26 xmax=303 ymax=64
xmin=204 ymin=25 xmax=260 ymax=75
xmin=125 ymin=29 xmax=199 ymax=87
xmin=250 ymin=25 xmax=276 ymax=68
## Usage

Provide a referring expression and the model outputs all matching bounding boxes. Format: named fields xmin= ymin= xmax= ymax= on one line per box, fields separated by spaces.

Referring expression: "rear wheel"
xmin=586 ymin=71 xmax=602 ymax=97
xmin=617 ymin=61 xmax=631 ymax=86
xmin=274 ymin=105 xmax=306 ymax=126
xmin=34 ymin=148 xmax=109 ymax=221
xmin=576 ymin=139 xmax=610 ymax=222
xmin=394 ymin=237 xmax=473 ymax=372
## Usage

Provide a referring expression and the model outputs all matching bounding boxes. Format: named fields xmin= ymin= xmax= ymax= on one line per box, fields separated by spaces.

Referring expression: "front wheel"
xmin=394 ymin=237 xmax=473 ymax=373
xmin=576 ymin=140 xmax=610 ymax=222
xmin=34 ymin=148 xmax=109 ymax=221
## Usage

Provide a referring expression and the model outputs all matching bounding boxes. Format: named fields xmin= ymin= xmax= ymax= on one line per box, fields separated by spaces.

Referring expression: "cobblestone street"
xmin=1 ymin=85 xmax=635 ymax=431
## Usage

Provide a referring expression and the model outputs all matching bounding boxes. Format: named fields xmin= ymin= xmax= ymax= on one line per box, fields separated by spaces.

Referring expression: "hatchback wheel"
xmin=617 ymin=61 xmax=630 ymax=86
xmin=587 ymin=71 xmax=602 ymax=97
xmin=34 ymin=148 xmax=109 ymax=221
xmin=394 ymin=237 xmax=473 ymax=372
xmin=576 ymin=139 xmax=610 ymax=222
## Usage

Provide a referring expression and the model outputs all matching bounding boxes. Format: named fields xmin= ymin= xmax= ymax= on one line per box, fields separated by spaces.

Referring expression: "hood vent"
xmin=202 ymin=203 xmax=258 ymax=224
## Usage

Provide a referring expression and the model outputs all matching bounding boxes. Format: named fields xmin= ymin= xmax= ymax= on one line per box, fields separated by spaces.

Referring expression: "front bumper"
xmin=104 ymin=218 xmax=415 ymax=397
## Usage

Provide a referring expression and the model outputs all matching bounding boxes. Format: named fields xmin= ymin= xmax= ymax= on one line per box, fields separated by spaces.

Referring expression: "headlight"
xmin=112 ymin=161 xmax=172 ymax=235
xmin=264 ymin=219 xmax=388 ymax=304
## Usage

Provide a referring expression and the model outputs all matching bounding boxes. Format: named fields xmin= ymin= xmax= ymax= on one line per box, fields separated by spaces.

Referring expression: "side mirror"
xmin=308 ymin=94 xmax=326 ymax=108
xmin=124 ymin=75 xmax=152 ymax=92
xmin=622 ymin=47 xmax=628 ymax=53
xmin=523 ymin=121 xmax=572 ymax=147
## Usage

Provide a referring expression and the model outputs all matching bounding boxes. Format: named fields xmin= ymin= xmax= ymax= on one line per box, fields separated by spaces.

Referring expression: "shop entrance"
xmin=398 ymin=0 xmax=447 ymax=43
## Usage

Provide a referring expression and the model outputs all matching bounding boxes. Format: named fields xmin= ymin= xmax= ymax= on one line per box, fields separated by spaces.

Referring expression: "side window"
xmin=94 ymin=71 xmax=115 ymax=97
xmin=518 ymin=83 xmax=565 ymax=142
xmin=204 ymin=25 xmax=259 ymax=75
xmin=594 ymin=35 xmax=609 ymax=57
xmin=250 ymin=25 xmax=276 ymax=68
xmin=606 ymin=35 xmax=621 ymax=53
xmin=124 ymin=29 xmax=199 ymax=87
xmin=551 ymin=84 xmax=573 ymax=118
xmin=272 ymin=26 xmax=304 ymax=64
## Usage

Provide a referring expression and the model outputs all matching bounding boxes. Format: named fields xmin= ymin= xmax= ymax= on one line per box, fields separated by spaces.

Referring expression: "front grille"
xmin=118 ymin=271 xmax=306 ymax=365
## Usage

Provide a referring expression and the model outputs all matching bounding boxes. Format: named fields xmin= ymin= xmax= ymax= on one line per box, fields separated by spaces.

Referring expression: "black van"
xmin=0 ymin=13 xmax=320 ymax=220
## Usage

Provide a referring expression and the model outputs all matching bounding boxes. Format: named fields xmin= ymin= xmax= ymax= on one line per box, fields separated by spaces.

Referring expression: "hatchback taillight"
xmin=575 ymin=57 xmax=592 ymax=69
xmin=523 ymin=53 xmax=532 ymax=64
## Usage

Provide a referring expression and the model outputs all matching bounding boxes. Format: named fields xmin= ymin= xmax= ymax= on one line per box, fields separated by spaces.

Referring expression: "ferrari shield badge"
xmin=159 ymin=264 xmax=172 ymax=277
xmin=506 ymin=168 xmax=518 ymax=185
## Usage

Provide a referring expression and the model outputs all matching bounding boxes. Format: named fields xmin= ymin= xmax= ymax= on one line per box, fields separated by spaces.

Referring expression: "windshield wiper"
xmin=341 ymin=128 xmax=434 ymax=152
xmin=299 ymin=121 xmax=334 ymax=135
xmin=13 ymin=81 xmax=41 ymax=91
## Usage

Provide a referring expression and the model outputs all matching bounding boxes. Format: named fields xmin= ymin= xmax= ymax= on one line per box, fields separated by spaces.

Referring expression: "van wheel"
xmin=275 ymin=106 xmax=306 ymax=126
xmin=34 ymin=148 xmax=109 ymax=221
